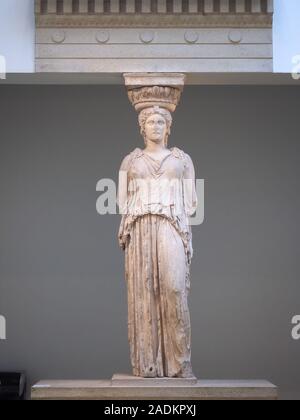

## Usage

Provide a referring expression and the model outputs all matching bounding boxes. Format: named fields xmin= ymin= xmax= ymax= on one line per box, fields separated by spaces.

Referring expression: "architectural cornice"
xmin=35 ymin=0 xmax=273 ymax=28
xmin=36 ymin=13 xmax=273 ymax=28
xmin=34 ymin=1 xmax=274 ymax=73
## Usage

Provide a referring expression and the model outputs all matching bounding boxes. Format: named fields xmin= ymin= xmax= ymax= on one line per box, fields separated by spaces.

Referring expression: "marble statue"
xmin=117 ymin=80 xmax=197 ymax=379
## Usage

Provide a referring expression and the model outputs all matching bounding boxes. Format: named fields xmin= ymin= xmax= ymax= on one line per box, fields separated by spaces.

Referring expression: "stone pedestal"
xmin=111 ymin=374 xmax=198 ymax=387
xmin=31 ymin=376 xmax=278 ymax=400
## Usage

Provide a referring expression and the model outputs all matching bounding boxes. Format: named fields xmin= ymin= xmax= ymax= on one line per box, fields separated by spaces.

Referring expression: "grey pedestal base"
xmin=31 ymin=375 xmax=278 ymax=400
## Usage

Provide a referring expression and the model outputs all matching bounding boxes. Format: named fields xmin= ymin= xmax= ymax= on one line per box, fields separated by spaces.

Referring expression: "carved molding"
xmin=36 ymin=0 xmax=273 ymax=28
xmin=36 ymin=13 xmax=272 ymax=28
xmin=124 ymin=72 xmax=185 ymax=113
xmin=127 ymin=86 xmax=182 ymax=112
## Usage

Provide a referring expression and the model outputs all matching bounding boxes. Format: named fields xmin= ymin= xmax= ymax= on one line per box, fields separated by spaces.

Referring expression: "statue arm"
xmin=183 ymin=153 xmax=198 ymax=217
xmin=117 ymin=154 xmax=131 ymax=216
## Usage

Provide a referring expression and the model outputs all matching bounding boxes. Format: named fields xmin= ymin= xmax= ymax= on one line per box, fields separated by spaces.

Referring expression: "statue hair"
xmin=138 ymin=106 xmax=173 ymax=146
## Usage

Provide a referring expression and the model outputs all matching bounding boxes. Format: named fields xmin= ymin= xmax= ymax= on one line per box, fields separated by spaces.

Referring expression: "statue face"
xmin=144 ymin=113 xmax=167 ymax=145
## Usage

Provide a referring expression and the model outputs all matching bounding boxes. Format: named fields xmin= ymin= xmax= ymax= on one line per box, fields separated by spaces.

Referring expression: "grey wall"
xmin=0 ymin=85 xmax=299 ymax=400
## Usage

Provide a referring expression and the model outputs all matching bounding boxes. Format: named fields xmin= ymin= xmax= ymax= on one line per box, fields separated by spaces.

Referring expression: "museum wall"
xmin=273 ymin=0 xmax=300 ymax=72
xmin=0 ymin=85 xmax=299 ymax=399
xmin=0 ymin=0 xmax=35 ymax=73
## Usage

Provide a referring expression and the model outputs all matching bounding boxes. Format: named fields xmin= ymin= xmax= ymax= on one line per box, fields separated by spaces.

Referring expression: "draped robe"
xmin=118 ymin=147 xmax=197 ymax=378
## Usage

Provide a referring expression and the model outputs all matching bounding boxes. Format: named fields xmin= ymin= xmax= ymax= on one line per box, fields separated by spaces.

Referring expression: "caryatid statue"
xmin=117 ymin=75 xmax=198 ymax=378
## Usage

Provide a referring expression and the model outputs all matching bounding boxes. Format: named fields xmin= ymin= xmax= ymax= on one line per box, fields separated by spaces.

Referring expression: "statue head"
xmin=138 ymin=105 xmax=173 ymax=147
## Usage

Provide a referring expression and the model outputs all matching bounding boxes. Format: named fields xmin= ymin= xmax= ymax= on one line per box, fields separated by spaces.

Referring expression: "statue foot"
xmin=175 ymin=362 xmax=196 ymax=379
